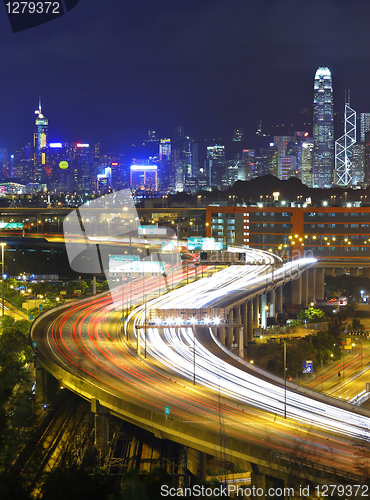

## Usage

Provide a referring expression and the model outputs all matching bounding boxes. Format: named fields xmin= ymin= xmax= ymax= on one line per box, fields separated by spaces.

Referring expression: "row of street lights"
xmin=272 ymin=233 xmax=370 ymax=260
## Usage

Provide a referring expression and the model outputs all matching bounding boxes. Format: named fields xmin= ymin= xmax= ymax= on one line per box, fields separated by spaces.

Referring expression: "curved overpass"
xmin=31 ymin=250 xmax=368 ymax=483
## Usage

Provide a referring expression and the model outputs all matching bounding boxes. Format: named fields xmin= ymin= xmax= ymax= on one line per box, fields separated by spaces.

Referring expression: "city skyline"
xmin=2 ymin=1 xmax=370 ymax=153
xmin=1 ymin=85 xmax=370 ymax=195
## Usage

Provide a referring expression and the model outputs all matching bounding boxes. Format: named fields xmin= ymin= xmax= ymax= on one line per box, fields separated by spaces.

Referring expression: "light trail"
xmin=32 ymin=248 xmax=369 ymax=476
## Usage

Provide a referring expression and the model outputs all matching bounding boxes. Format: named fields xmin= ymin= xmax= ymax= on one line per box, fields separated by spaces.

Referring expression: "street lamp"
xmin=341 ymin=238 xmax=351 ymax=258
xmin=284 ymin=340 xmax=287 ymax=419
xmin=0 ymin=243 xmax=6 ymax=316
xmin=190 ymin=317 xmax=197 ymax=385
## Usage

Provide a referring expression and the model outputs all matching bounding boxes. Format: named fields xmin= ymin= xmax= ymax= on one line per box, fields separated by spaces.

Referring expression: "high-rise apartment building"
xmin=313 ymin=67 xmax=334 ymax=188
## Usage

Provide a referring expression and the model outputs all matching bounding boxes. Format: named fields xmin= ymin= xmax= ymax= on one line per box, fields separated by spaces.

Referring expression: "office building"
xmin=280 ymin=157 xmax=292 ymax=180
xmin=351 ymin=143 xmax=365 ymax=185
xmin=159 ymin=139 xmax=172 ymax=191
xmin=273 ymin=135 xmax=294 ymax=179
xmin=313 ymin=67 xmax=334 ymax=188
xmin=364 ymin=131 xmax=370 ymax=183
xmin=334 ymin=96 xmax=356 ymax=186
xmin=130 ymin=163 xmax=158 ymax=192
xmin=33 ymin=100 xmax=48 ymax=182
xmin=0 ymin=149 xmax=8 ymax=178
xmin=267 ymin=143 xmax=278 ymax=177
xmin=360 ymin=113 xmax=370 ymax=142
xmin=207 ymin=145 xmax=226 ymax=187
xmin=172 ymin=135 xmax=198 ymax=192
xmin=301 ymin=138 xmax=314 ymax=187
xmin=206 ymin=204 xmax=370 ymax=261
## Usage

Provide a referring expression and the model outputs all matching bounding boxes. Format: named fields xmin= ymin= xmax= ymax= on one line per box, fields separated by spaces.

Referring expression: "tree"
xmin=297 ymin=308 xmax=325 ymax=323
xmin=0 ymin=315 xmax=32 ymax=462
xmin=351 ymin=318 xmax=364 ymax=332
xmin=325 ymin=275 xmax=370 ymax=301
xmin=326 ymin=311 xmax=347 ymax=342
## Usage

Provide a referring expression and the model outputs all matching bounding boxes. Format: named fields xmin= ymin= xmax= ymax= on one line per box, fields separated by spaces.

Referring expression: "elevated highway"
xmin=31 ymin=250 xmax=369 ymax=485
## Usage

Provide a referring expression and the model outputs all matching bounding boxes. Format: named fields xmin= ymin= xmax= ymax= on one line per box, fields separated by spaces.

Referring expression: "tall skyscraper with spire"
xmin=334 ymin=92 xmax=356 ymax=186
xmin=33 ymin=98 xmax=48 ymax=182
xmin=313 ymin=67 xmax=334 ymax=188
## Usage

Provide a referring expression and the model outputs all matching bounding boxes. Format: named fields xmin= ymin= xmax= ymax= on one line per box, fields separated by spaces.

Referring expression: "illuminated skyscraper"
xmin=273 ymin=135 xmax=294 ymax=179
xmin=334 ymin=95 xmax=356 ymax=186
xmin=207 ymin=145 xmax=226 ymax=187
xmin=33 ymin=99 xmax=48 ymax=182
xmin=130 ymin=163 xmax=158 ymax=191
xmin=159 ymin=139 xmax=172 ymax=190
xmin=360 ymin=113 xmax=370 ymax=142
xmin=0 ymin=149 xmax=7 ymax=178
xmin=301 ymin=138 xmax=314 ymax=187
xmin=313 ymin=67 xmax=334 ymax=188
xmin=351 ymin=143 xmax=364 ymax=185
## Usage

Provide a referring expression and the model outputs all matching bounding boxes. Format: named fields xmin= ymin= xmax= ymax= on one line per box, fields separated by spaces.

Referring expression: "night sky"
xmin=1 ymin=0 xmax=370 ymax=153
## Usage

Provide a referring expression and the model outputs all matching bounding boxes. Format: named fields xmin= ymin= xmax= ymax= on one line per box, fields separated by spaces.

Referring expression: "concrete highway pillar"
xmin=269 ymin=288 xmax=275 ymax=318
xmin=235 ymin=305 xmax=244 ymax=358
xmin=226 ymin=310 xmax=234 ymax=349
xmin=315 ymin=268 xmax=325 ymax=301
xmin=218 ymin=326 xmax=226 ymax=345
xmin=336 ymin=268 xmax=346 ymax=276
xmin=92 ymin=399 xmax=107 ymax=462
xmin=35 ymin=357 xmax=47 ymax=416
xmin=242 ymin=301 xmax=247 ymax=345
xmin=277 ymin=286 xmax=283 ymax=314
xmin=252 ymin=296 xmax=258 ymax=329
xmin=251 ymin=472 xmax=268 ymax=500
xmin=362 ymin=268 xmax=370 ymax=278
xmin=247 ymin=300 xmax=253 ymax=344
xmin=199 ymin=452 xmax=207 ymax=482
xmin=239 ymin=300 xmax=247 ymax=358
xmin=350 ymin=267 xmax=360 ymax=277
xmin=326 ymin=268 xmax=335 ymax=277
xmin=137 ymin=325 xmax=141 ymax=356
xmin=260 ymin=293 xmax=267 ymax=329
xmin=307 ymin=268 xmax=316 ymax=303
xmin=234 ymin=305 xmax=241 ymax=324
xmin=301 ymin=271 xmax=308 ymax=308
xmin=291 ymin=274 xmax=302 ymax=305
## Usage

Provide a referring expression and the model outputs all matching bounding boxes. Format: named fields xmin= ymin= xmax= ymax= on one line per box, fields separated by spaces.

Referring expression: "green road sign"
xmin=164 ymin=406 xmax=170 ymax=415
xmin=32 ymin=340 xmax=37 ymax=348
